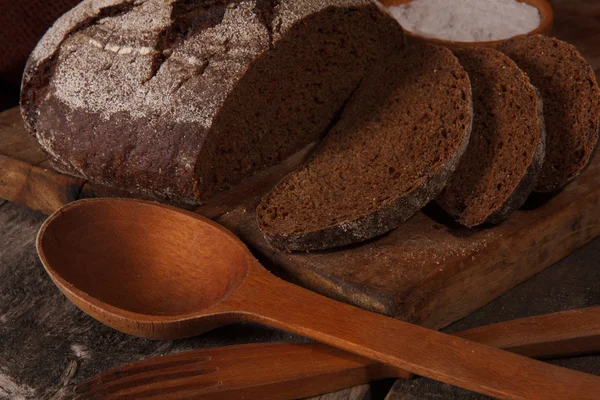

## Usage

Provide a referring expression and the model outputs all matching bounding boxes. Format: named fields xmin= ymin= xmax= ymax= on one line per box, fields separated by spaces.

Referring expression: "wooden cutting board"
xmin=2 ymin=106 xmax=600 ymax=330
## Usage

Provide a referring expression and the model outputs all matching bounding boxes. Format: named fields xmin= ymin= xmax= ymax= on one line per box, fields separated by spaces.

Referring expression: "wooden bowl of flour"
xmin=380 ymin=0 xmax=553 ymax=49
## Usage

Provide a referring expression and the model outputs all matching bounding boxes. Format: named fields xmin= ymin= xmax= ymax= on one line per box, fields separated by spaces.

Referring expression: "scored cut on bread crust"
xmin=257 ymin=44 xmax=473 ymax=251
xmin=20 ymin=0 xmax=405 ymax=204
xmin=437 ymin=47 xmax=546 ymax=227
xmin=498 ymin=34 xmax=600 ymax=193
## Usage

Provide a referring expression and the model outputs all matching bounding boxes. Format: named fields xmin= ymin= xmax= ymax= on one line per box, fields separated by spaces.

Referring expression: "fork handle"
xmin=236 ymin=267 xmax=600 ymax=400
xmin=455 ymin=306 xmax=600 ymax=359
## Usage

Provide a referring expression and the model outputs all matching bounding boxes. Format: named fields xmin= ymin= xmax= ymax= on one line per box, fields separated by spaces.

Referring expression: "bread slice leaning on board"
xmin=436 ymin=47 xmax=546 ymax=228
xmin=498 ymin=34 xmax=600 ymax=193
xmin=257 ymin=44 xmax=473 ymax=251
xmin=20 ymin=0 xmax=406 ymax=204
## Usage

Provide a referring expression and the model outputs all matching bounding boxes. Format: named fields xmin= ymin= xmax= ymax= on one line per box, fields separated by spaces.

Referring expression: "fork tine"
xmin=75 ymin=353 xmax=212 ymax=394
xmin=75 ymin=364 xmax=220 ymax=399
xmin=75 ymin=375 xmax=222 ymax=400
xmin=74 ymin=342 xmax=305 ymax=395
xmin=73 ymin=343 xmax=382 ymax=400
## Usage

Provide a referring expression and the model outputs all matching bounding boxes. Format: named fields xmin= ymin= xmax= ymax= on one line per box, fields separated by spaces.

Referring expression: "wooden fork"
xmin=74 ymin=306 xmax=600 ymax=400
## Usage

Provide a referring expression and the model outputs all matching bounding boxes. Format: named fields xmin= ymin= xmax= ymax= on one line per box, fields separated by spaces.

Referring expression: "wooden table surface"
xmin=1 ymin=0 xmax=599 ymax=399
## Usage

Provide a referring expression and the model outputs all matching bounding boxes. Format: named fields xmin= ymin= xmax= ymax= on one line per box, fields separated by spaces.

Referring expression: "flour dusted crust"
xmin=21 ymin=0 xmax=404 ymax=203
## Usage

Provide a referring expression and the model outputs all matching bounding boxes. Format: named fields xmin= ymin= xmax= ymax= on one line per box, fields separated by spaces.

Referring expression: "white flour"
xmin=389 ymin=0 xmax=541 ymax=42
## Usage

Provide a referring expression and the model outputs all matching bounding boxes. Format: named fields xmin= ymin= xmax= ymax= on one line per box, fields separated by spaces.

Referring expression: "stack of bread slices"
xmin=258 ymin=35 xmax=600 ymax=251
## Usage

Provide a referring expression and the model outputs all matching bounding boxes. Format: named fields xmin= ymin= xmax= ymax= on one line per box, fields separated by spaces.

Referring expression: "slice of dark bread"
xmin=498 ymin=34 xmax=600 ymax=192
xmin=257 ymin=44 xmax=473 ymax=251
xmin=436 ymin=47 xmax=545 ymax=227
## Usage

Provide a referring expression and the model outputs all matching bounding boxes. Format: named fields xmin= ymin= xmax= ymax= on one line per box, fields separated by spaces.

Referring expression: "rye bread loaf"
xmin=20 ymin=0 xmax=405 ymax=204
xmin=257 ymin=44 xmax=473 ymax=251
xmin=437 ymin=47 xmax=545 ymax=227
xmin=498 ymin=34 xmax=600 ymax=192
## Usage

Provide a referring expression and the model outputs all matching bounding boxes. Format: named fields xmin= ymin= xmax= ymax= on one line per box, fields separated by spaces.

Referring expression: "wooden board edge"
xmin=272 ymin=252 xmax=395 ymax=316
xmin=0 ymin=154 xmax=85 ymax=215
xmin=396 ymin=187 xmax=600 ymax=330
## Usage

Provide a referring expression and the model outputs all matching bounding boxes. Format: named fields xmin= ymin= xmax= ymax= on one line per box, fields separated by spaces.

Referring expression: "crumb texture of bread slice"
xmin=437 ymin=47 xmax=545 ymax=227
xmin=498 ymin=34 xmax=600 ymax=192
xmin=257 ymin=44 xmax=473 ymax=251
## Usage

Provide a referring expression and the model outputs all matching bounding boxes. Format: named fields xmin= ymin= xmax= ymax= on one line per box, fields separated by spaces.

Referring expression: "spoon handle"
xmin=233 ymin=267 xmax=600 ymax=400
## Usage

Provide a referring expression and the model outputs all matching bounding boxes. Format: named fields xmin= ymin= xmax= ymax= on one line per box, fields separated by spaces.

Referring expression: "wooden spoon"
xmin=37 ymin=199 xmax=600 ymax=399
xmin=74 ymin=307 xmax=600 ymax=399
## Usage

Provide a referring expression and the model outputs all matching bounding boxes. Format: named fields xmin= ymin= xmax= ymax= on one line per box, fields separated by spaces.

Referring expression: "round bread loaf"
xmin=257 ymin=44 xmax=473 ymax=251
xmin=437 ymin=47 xmax=545 ymax=227
xmin=498 ymin=34 xmax=600 ymax=192
xmin=21 ymin=0 xmax=405 ymax=204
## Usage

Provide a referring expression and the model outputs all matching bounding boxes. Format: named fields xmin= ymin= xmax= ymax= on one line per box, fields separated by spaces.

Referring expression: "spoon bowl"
xmin=37 ymin=198 xmax=600 ymax=399
xmin=38 ymin=199 xmax=249 ymax=332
